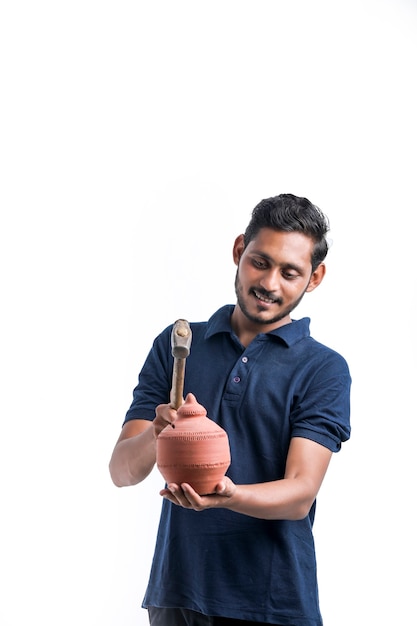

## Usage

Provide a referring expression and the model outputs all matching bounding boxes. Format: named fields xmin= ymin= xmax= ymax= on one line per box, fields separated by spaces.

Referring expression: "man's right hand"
xmin=153 ymin=403 xmax=178 ymax=437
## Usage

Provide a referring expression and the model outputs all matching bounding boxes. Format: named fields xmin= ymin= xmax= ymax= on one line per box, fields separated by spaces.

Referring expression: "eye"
xmin=252 ymin=258 xmax=268 ymax=269
xmin=282 ymin=270 xmax=298 ymax=280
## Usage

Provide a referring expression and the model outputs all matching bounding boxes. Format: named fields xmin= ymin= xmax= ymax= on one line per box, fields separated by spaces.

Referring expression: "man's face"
xmin=233 ymin=228 xmax=320 ymax=328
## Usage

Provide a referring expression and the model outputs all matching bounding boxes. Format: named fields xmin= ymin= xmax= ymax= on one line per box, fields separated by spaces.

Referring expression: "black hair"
xmin=243 ymin=193 xmax=330 ymax=271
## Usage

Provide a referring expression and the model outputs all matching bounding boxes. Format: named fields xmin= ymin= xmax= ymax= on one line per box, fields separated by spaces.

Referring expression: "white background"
xmin=1 ymin=1 xmax=416 ymax=624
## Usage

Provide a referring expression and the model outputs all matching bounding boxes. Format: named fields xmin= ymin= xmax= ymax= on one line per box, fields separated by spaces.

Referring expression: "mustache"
xmin=252 ymin=287 xmax=284 ymax=306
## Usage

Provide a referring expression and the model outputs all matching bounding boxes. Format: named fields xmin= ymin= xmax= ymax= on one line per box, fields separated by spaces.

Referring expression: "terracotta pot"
xmin=156 ymin=393 xmax=231 ymax=495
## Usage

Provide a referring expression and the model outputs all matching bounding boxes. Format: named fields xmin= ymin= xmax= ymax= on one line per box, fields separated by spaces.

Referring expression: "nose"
xmin=259 ymin=268 xmax=281 ymax=294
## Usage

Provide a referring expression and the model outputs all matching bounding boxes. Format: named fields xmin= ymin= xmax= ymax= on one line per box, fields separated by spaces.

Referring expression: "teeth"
xmin=254 ymin=290 xmax=274 ymax=303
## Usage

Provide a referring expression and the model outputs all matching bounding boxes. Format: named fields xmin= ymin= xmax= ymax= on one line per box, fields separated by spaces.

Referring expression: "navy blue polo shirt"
xmin=124 ymin=305 xmax=351 ymax=625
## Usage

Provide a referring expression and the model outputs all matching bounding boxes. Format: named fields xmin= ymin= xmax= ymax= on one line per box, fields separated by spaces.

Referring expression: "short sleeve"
xmin=290 ymin=351 xmax=351 ymax=452
xmin=123 ymin=326 xmax=173 ymax=424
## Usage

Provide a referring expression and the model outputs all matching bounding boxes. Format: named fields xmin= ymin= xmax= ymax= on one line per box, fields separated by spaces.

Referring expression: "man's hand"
xmin=160 ymin=476 xmax=237 ymax=511
xmin=153 ymin=403 xmax=178 ymax=437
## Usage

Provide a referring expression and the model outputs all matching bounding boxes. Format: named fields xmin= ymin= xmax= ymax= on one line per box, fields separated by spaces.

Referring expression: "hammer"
xmin=170 ymin=319 xmax=192 ymax=410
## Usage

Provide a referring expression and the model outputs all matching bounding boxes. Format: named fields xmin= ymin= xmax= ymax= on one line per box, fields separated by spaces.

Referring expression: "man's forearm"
xmin=109 ymin=424 xmax=156 ymax=487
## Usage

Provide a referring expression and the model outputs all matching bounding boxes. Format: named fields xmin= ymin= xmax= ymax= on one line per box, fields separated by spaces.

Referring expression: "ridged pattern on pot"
xmin=156 ymin=393 xmax=231 ymax=495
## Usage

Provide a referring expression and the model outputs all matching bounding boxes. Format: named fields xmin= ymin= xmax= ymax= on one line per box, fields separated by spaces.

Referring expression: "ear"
xmin=306 ymin=263 xmax=326 ymax=293
xmin=232 ymin=234 xmax=245 ymax=266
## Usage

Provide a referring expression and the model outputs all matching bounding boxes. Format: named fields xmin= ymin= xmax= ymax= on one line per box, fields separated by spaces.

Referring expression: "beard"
xmin=234 ymin=270 xmax=307 ymax=326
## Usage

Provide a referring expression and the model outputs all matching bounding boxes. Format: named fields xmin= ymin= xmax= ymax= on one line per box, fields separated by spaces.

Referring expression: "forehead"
xmin=245 ymin=228 xmax=314 ymax=265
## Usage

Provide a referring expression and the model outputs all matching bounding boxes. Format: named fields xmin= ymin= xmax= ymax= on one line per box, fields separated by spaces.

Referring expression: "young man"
xmin=109 ymin=194 xmax=351 ymax=626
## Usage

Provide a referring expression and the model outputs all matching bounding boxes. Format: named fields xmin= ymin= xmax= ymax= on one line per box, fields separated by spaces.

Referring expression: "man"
xmin=109 ymin=194 xmax=351 ymax=625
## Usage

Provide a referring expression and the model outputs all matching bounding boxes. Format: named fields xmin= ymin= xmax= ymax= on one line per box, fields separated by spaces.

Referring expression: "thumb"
xmin=215 ymin=480 xmax=227 ymax=495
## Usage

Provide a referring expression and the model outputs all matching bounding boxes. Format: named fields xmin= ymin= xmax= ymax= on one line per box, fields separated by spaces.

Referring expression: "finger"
xmin=179 ymin=484 xmax=207 ymax=509
xmin=155 ymin=404 xmax=178 ymax=427
xmin=165 ymin=483 xmax=193 ymax=507
xmin=159 ymin=488 xmax=180 ymax=505
xmin=159 ymin=487 xmax=185 ymax=507
xmin=214 ymin=481 xmax=227 ymax=495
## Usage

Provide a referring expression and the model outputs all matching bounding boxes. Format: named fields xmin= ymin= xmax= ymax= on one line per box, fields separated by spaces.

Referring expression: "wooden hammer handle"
xmin=170 ymin=357 xmax=186 ymax=409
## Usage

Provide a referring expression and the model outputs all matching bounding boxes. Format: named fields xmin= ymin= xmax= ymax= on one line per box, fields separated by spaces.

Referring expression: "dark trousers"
xmin=148 ymin=607 xmax=283 ymax=625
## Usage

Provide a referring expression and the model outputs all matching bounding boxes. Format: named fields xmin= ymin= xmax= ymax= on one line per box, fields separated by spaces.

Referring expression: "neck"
xmin=230 ymin=306 xmax=291 ymax=347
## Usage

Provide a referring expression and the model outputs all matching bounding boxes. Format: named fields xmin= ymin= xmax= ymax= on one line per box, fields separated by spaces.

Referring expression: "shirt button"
xmin=242 ymin=356 xmax=248 ymax=363
xmin=233 ymin=376 xmax=241 ymax=383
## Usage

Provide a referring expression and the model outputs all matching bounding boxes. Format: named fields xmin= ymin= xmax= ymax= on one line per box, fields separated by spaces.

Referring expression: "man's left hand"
xmin=160 ymin=477 xmax=236 ymax=511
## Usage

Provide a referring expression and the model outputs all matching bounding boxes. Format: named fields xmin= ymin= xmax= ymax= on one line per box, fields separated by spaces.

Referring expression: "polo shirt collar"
xmin=205 ymin=304 xmax=311 ymax=347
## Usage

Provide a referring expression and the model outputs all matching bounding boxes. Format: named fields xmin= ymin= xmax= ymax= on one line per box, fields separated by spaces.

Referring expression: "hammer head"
xmin=171 ymin=319 xmax=192 ymax=358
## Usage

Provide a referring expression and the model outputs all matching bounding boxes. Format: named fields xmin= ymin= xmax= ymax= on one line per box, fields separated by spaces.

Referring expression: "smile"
xmin=253 ymin=289 xmax=277 ymax=304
